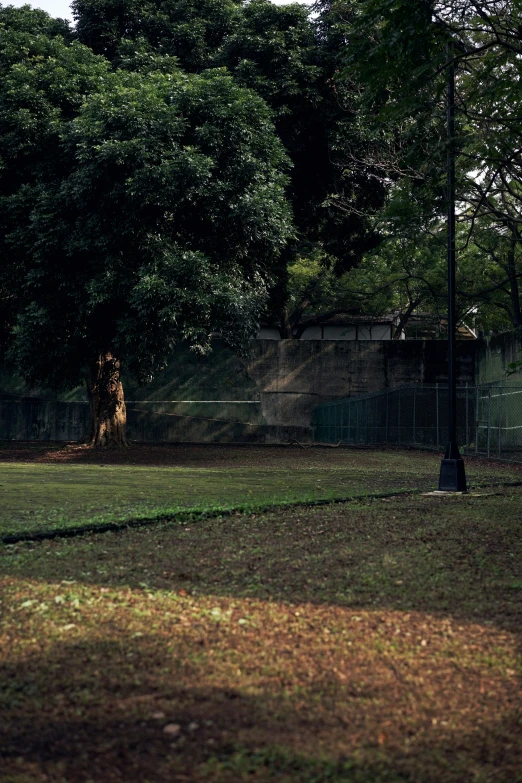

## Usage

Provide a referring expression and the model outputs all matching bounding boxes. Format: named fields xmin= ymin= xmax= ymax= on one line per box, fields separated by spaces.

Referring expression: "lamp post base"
xmin=438 ymin=447 xmax=467 ymax=492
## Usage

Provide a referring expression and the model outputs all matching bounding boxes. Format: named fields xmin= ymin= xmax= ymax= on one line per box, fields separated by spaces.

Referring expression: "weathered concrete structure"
xmin=1 ymin=331 xmax=520 ymax=442
xmin=0 ymin=397 xmax=309 ymax=443
xmin=0 ymin=398 xmax=90 ymax=442
xmin=247 ymin=339 xmax=477 ymax=426
xmin=475 ymin=330 xmax=522 ymax=384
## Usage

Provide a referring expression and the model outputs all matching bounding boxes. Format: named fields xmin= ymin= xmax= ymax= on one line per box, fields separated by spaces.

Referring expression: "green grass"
xmin=0 ymin=462 xmax=411 ymax=539
xmin=1 ymin=448 xmax=520 ymax=540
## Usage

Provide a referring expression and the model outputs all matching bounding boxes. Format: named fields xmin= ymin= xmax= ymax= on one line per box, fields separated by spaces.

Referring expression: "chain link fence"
xmin=312 ymin=384 xmax=522 ymax=463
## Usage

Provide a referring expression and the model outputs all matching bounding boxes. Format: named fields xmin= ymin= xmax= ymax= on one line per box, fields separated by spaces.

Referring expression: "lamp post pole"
xmin=438 ymin=41 xmax=467 ymax=492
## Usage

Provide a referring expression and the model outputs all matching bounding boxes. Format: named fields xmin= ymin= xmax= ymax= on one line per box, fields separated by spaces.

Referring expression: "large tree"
xmin=0 ymin=7 xmax=291 ymax=446
xmin=73 ymin=0 xmax=242 ymax=70
xmin=72 ymin=0 xmax=385 ymax=336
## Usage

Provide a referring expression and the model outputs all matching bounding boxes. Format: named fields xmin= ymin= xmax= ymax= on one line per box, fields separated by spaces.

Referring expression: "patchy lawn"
xmin=1 ymin=444 xmax=520 ymax=540
xmin=1 ymin=468 xmax=521 ymax=782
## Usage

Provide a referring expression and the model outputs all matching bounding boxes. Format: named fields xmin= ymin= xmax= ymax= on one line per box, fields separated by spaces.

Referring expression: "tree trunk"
xmin=507 ymin=229 xmax=522 ymax=327
xmin=279 ymin=305 xmax=293 ymax=339
xmin=85 ymin=353 xmax=128 ymax=448
xmin=393 ymin=295 xmax=423 ymax=339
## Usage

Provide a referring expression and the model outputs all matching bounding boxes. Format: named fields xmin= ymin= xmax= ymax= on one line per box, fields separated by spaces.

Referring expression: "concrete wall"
xmin=0 ymin=398 xmax=311 ymax=443
xmin=246 ymin=339 xmax=477 ymax=426
xmin=0 ymin=399 xmax=90 ymax=441
xmin=476 ymin=330 xmax=522 ymax=385
xmin=0 ymin=337 xmax=481 ymax=440
xmin=127 ymin=409 xmax=310 ymax=443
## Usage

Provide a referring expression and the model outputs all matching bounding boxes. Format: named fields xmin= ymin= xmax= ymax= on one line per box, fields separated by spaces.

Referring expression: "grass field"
xmin=1 ymin=445 xmax=521 ymax=782
xmin=1 ymin=443 xmax=521 ymax=540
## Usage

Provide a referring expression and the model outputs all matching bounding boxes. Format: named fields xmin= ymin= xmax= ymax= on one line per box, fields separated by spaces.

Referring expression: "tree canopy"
xmin=309 ymin=0 xmax=522 ymax=333
xmin=72 ymin=0 xmax=385 ymax=335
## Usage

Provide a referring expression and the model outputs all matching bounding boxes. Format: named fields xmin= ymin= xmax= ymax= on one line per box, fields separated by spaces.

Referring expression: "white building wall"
xmin=300 ymin=326 xmax=323 ymax=340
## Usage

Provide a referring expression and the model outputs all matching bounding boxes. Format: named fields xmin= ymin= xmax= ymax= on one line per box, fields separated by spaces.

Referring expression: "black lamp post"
xmin=438 ymin=42 xmax=467 ymax=492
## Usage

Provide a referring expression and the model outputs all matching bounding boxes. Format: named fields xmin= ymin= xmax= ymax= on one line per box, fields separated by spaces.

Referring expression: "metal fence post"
xmin=435 ymin=383 xmax=440 ymax=447
xmin=475 ymin=385 xmax=479 ymax=454
xmin=398 ymin=389 xmax=401 ymax=446
xmin=487 ymin=387 xmax=491 ymax=459
xmin=498 ymin=386 xmax=503 ymax=459
xmin=413 ymin=385 xmax=417 ymax=444
xmin=385 ymin=389 xmax=390 ymax=443
xmin=465 ymin=383 xmax=469 ymax=450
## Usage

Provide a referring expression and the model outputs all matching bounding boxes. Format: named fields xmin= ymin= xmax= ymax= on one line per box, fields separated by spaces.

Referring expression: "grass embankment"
xmin=1 ymin=481 xmax=522 ymax=782
xmin=1 ymin=444 xmax=520 ymax=540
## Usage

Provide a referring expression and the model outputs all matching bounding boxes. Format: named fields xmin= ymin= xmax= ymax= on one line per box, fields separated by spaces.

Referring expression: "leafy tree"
xmin=0 ymin=4 xmax=106 ymax=359
xmin=316 ymin=0 xmax=522 ymax=332
xmin=72 ymin=0 xmax=241 ymax=70
xmin=0 ymin=8 xmax=291 ymax=446
xmin=73 ymin=0 xmax=385 ymax=335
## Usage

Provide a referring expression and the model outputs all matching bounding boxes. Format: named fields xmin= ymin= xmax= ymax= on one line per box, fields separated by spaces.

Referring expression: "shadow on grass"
xmin=0 ymin=441 xmax=450 ymax=468
xmin=1 ymin=635 xmax=521 ymax=783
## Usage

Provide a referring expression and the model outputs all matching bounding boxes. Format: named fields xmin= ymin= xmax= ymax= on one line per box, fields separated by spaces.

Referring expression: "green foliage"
xmin=0 ymin=8 xmax=292 ymax=391
xmin=507 ymin=361 xmax=522 ymax=377
xmin=0 ymin=2 xmax=72 ymax=38
xmin=73 ymin=0 xmax=242 ymax=70
xmin=313 ymin=0 xmax=522 ymax=333
xmin=72 ymin=0 xmax=386 ymax=328
xmin=0 ymin=7 xmax=110 ymax=359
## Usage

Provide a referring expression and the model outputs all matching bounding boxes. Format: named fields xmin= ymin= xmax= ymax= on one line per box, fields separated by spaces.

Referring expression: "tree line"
xmin=1 ymin=0 xmax=520 ymax=445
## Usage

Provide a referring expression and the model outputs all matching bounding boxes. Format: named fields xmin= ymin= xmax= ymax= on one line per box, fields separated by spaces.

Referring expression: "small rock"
xmin=152 ymin=711 xmax=166 ymax=719
xmin=188 ymin=722 xmax=199 ymax=732
xmin=163 ymin=723 xmax=181 ymax=737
